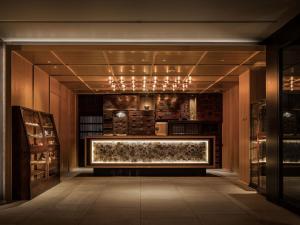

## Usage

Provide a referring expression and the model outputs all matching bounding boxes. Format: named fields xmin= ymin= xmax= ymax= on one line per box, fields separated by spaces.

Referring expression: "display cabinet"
xmin=79 ymin=116 xmax=103 ymax=139
xmin=250 ymin=100 xmax=266 ymax=193
xmin=12 ymin=106 xmax=60 ymax=200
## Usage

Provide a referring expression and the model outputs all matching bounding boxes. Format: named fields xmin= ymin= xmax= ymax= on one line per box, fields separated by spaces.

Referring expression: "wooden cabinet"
xmin=12 ymin=106 xmax=60 ymax=200
xmin=128 ymin=110 xmax=155 ymax=135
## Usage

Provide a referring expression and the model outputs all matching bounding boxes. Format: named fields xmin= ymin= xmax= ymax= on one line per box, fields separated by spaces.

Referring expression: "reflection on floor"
xmin=0 ymin=170 xmax=299 ymax=225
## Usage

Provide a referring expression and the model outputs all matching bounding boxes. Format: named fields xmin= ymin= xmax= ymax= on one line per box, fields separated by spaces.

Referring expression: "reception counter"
xmin=85 ymin=136 xmax=215 ymax=168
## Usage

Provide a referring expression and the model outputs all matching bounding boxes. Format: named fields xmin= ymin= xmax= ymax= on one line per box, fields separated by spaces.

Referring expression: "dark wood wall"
xmin=263 ymin=14 xmax=300 ymax=210
xmin=77 ymin=95 xmax=103 ymax=166
xmin=77 ymin=93 xmax=223 ymax=168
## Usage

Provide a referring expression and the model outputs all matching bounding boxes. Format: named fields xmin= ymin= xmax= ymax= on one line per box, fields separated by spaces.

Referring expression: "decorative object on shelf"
xmin=155 ymin=122 xmax=168 ymax=136
xmin=12 ymin=106 xmax=60 ymax=200
xmin=113 ymin=111 xmax=128 ymax=135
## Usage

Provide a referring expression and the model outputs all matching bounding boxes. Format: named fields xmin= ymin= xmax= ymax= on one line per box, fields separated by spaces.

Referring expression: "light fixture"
xmin=177 ymin=66 xmax=181 ymax=73
xmin=290 ymin=76 xmax=294 ymax=91
xmin=165 ymin=76 xmax=169 ymax=84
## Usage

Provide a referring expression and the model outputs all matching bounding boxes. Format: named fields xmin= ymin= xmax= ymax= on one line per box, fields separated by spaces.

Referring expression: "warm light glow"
xmin=177 ymin=66 xmax=181 ymax=73
xmin=91 ymin=139 xmax=209 ymax=164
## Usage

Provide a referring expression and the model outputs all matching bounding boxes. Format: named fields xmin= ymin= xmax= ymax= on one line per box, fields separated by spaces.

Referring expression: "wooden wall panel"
xmin=59 ymin=85 xmax=76 ymax=174
xmin=250 ymin=68 xmax=266 ymax=103
xmin=222 ymin=84 xmax=239 ymax=172
xmin=50 ymin=93 xmax=60 ymax=132
xmin=11 ymin=53 xmax=77 ymax=179
xmin=33 ymin=66 xmax=49 ymax=112
xmin=50 ymin=77 xmax=77 ymax=174
xmin=69 ymin=93 xmax=77 ymax=169
xmin=11 ymin=52 xmax=33 ymax=108
xmin=59 ymin=85 xmax=69 ymax=173
xmin=239 ymin=70 xmax=250 ymax=184
xmin=50 ymin=77 xmax=60 ymax=132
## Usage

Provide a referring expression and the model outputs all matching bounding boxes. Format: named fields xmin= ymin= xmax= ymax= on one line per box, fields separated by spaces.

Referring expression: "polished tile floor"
xmin=0 ymin=171 xmax=299 ymax=225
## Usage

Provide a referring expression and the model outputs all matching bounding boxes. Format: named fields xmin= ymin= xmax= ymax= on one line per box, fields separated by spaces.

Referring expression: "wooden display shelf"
xmin=12 ymin=106 xmax=60 ymax=200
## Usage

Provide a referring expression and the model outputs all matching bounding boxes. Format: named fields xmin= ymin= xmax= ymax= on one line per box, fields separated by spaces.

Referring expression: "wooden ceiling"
xmin=15 ymin=45 xmax=266 ymax=94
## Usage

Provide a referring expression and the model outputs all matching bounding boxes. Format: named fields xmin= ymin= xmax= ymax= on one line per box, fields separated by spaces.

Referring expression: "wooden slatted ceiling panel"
xmin=53 ymin=51 xmax=107 ymax=65
xmin=38 ymin=65 xmax=72 ymax=76
xmin=155 ymin=51 xmax=204 ymax=65
xmin=15 ymin=48 xmax=265 ymax=93
xmin=106 ymin=51 xmax=154 ymax=65
xmin=16 ymin=51 xmax=62 ymax=65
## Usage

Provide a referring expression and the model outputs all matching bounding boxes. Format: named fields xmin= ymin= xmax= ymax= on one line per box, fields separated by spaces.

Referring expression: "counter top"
xmin=86 ymin=135 xmax=214 ymax=139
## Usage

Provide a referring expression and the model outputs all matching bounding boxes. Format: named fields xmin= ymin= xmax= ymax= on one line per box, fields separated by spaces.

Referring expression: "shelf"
xmin=31 ymin=170 xmax=45 ymax=176
xmin=80 ymin=123 xmax=103 ymax=124
xmin=25 ymin=122 xmax=40 ymax=127
xmin=31 ymin=160 xmax=47 ymax=164
xmin=47 ymin=144 xmax=59 ymax=147
xmin=45 ymin=135 xmax=56 ymax=138
xmin=30 ymin=145 xmax=44 ymax=149
xmin=13 ymin=106 xmax=61 ymax=200
xmin=27 ymin=134 xmax=43 ymax=138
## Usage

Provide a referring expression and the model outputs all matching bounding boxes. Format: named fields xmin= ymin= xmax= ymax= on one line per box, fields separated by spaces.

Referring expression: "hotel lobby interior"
xmin=1 ymin=1 xmax=300 ymax=225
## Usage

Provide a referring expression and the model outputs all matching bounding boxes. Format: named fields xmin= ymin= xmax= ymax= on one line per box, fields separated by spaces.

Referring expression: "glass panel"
xmin=281 ymin=40 xmax=300 ymax=204
xmin=250 ymin=100 xmax=266 ymax=192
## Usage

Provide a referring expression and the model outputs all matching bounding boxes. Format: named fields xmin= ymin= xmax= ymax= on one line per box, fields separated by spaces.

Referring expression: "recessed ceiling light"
xmin=54 ymin=65 xmax=57 ymax=69
xmin=162 ymin=59 xmax=167 ymax=62
xmin=47 ymin=60 xmax=51 ymax=64
xmin=219 ymin=59 xmax=225 ymax=62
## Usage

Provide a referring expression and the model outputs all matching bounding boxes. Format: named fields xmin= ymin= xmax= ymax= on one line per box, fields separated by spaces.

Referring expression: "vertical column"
xmin=0 ymin=41 xmax=10 ymax=201
xmin=265 ymin=44 xmax=281 ymax=202
xmin=0 ymin=40 xmax=4 ymax=201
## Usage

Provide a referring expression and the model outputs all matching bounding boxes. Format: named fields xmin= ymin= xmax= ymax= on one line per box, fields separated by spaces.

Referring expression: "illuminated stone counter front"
xmin=85 ymin=136 xmax=215 ymax=168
